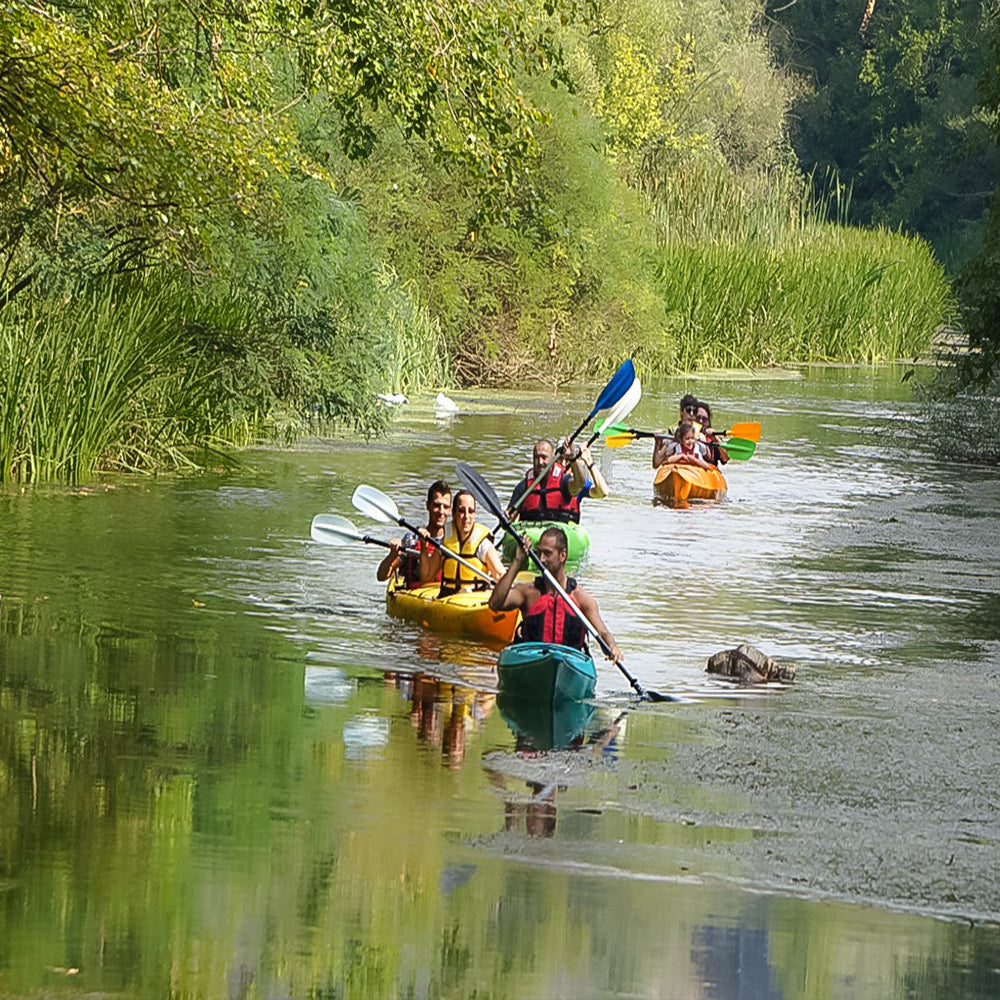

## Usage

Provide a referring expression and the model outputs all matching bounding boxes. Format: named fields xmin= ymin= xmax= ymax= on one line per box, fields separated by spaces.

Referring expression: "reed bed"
xmin=638 ymin=163 xmax=952 ymax=371
xmin=0 ymin=283 xmax=202 ymax=482
xmin=644 ymin=229 xmax=951 ymax=371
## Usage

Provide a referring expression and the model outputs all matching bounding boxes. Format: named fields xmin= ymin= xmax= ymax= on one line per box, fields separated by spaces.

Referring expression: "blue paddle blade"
xmin=587 ymin=359 xmax=635 ymax=420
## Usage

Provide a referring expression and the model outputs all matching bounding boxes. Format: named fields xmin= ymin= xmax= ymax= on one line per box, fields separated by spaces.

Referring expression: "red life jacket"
xmin=400 ymin=534 xmax=440 ymax=588
xmin=519 ymin=465 xmax=580 ymax=523
xmin=516 ymin=576 xmax=587 ymax=648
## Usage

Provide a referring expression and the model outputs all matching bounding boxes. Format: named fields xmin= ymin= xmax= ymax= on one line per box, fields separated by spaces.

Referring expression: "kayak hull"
xmin=386 ymin=577 xmax=519 ymax=645
xmin=501 ymin=520 xmax=591 ymax=563
xmin=497 ymin=641 xmax=597 ymax=705
xmin=653 ymin=463 xmax=727 ymax=501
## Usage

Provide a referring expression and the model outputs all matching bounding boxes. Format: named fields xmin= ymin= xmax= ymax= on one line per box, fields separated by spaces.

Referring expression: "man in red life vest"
xmin=488 ymin=526 xmax=621 ymax=660
xmin=376 ymin=480 xmax=451 ymax=588
xmin=507 ymin=439 xmax=601 ymax=524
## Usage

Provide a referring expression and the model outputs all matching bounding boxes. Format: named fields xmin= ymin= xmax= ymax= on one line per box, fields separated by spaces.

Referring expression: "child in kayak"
xmin=652 ymin=422 xmax=711 ymax=469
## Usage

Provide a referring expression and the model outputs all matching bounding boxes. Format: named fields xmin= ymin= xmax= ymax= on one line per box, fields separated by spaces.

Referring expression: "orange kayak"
xmin=386 ymin=575 xmax=520 ymax=645
xmin=653 ymin=463 xmax=727 ymax=501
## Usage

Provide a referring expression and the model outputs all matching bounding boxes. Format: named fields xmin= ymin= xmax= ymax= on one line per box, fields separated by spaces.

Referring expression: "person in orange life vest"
xmin=376 ymin=480 xmax=452 ymax=588
xmin=694 ymin=400 xmax=729 ymax=466
xmin=488 ymin=527 xmax=621 ymax=661
xmin=507 ymin=438 xmax=592 ymax=523
xmin=419 ymin=489 xmax=505 ymax=593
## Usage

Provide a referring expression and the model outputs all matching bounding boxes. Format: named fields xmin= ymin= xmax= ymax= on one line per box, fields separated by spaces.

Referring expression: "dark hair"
xmin=426 ymin=480 xmax=451 ymax=503
xmin=695 ymin=400 xmax=712 ymax=422
xmin=680 ymin=393 xmax=698 ymax=413
xmin=674 ymin=422 xmax=696 ymax=443
xmin=452 ymin=489 xmax=476 ymax=509
xmin=539 ymin=526 xmax=568 ymax=554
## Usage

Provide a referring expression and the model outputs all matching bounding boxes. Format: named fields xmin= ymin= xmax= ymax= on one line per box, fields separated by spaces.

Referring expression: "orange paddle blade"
xmin=726 ymin=421 xmax=761 ymax=442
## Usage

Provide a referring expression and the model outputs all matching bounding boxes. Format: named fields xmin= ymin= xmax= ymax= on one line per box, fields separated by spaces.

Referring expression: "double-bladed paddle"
xmin=604 ymin=429 xmax=757 ymax=460
xmin=352 ymin=484 xmax=495 ymax=586
xmin=310 ymin=513 xmax=419 ymax=556
xmin=456 ymin=462 xmax=674 ymax=703
xmin=602 ymin=419 xmax=760 ymax=441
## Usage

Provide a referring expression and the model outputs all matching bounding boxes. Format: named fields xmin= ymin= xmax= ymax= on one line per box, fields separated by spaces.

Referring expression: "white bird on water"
xmin=376 ymin=392 xmax=408 ymax=405
xmin=434 ymin=392 xmax=458 ymax=415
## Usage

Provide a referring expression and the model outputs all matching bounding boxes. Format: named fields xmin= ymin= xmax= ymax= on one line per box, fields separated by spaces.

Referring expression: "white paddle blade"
xmin=596 ymin=378 xmax=642 ymax=434
xmin=351 ymin=484 xmax=399 ymax=524
xmin=311 ymin=514 xmax=362 ymax=545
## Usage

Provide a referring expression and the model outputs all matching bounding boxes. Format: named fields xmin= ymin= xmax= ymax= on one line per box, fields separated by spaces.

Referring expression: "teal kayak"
xmin=497 ymin=641 xmax=597 ymax=705
xmin=501 ymin=520 xmax=590 ymax=563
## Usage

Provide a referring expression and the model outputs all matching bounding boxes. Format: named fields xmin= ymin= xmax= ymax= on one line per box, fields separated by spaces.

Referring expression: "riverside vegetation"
xmin=4 ymin=0 xmax=998 ymax=482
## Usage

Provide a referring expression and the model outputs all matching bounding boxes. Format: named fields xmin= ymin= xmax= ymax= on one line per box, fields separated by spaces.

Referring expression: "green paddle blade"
xmin=596 ymin=420 xmax=631 ymax=436
xmin=721 ymin=436 xmax=756 ymax=460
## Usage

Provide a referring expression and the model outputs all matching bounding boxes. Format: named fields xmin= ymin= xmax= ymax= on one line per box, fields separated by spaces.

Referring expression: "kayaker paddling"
xmin=376 ymin=479 xmax=452 ymax=588
xmin=421 ymin=490 xmax=505 ymax=593
xmin=507 ymin=439 xmax=585 ymax=523
xmin=489 ymin=527 xmax=621 ymax=662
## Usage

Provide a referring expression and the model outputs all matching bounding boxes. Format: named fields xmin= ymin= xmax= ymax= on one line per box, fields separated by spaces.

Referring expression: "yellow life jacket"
xmin=441 ymin=522 xmax=491 ymax=592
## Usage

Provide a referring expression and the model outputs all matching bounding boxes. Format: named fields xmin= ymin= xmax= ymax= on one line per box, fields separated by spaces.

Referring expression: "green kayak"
xmin=496 ymin=641 xmax=597 ymax=705
xmin=500 ymin=520 xmax=591 ymax=563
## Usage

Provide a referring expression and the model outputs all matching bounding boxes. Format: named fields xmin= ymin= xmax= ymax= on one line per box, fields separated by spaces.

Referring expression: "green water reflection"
xmin=2 ymin=368 xmax=1000 ymax=998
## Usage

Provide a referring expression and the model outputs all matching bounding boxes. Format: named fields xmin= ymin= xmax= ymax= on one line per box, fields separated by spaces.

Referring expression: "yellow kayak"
xmin=386 ymin=575 xmax=520 ymax=645
xmin=653 ymin=463 xmax=727 ymax=501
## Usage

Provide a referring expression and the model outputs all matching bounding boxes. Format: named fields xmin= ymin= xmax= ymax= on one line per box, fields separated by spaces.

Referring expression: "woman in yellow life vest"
xmin=420 ymin=490 xmax=505 ymax=593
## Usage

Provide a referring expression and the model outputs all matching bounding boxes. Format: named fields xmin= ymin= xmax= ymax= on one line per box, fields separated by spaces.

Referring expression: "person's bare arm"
xmin=652 ymin=433 xmax=671 ymax=469
xmin=375 ymin=539 xmax=403 ymax=581
xmin=483 ymin=542 xmax=505 ymax=581
xmin=489 ymin=541 xmax=529 ymax=611
xmin=574 ymin=588 xmax=621 ymax=662
xmin=579 ymin=443 xmax=609 ymax=499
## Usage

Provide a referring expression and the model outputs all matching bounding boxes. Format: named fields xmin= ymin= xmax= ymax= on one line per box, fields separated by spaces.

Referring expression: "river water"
xmin=1 ymin=367 xmax=999 ymax=999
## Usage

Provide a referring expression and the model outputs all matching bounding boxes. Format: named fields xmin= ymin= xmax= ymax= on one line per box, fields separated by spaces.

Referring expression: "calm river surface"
xmin=2 ymin=367 xmax=999 ymax=999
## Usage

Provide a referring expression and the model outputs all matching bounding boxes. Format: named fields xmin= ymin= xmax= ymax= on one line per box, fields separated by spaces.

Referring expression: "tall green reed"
xmin=638 ymin=161 xmax=952 ymax=371
xmin=0 ymin=280 xmax=201 ymax=482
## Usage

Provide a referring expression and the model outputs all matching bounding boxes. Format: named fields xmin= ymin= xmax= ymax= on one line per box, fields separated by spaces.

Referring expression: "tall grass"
xmin=643 ymin=229 xmax=952 ymax=371
xmin=637 ymin=162 xmax=953 ymax=371
xmin=376 ymin=267 xmax=451 ymax=393
xmin=0 ymin=281 xmax=206 ymax=482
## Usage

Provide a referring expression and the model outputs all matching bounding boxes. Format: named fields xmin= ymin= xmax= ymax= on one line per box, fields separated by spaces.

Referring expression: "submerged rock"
xmin=706 ymin=643 xmax=795 ymax=684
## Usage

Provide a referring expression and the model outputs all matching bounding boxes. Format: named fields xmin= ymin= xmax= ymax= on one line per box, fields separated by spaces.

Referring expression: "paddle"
xmin=510 ymin=360 xmax=638 ymax=517
xmin=310 ymin=513 xmax=420 ymax=555
xmin=352 ymin=484 xmax=495 ymax=585
xmin=601 ymin=419 xmax=761 ymax=444
xmin=605 ymin=431 xmax=757 ymax=460
xmin=456 ymin=461 xmax=675 ymax=703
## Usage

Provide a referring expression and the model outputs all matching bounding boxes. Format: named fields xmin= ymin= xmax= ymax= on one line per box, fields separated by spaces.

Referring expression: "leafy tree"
xmin=770 ymin=0 xmax=999 ymax=267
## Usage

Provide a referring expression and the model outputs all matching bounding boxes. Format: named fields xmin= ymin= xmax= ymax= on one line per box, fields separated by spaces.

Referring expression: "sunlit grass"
xmin=636 ymin=164 xmax=953 ymax=372
xmin=0 ymin=281 xmax=207 ymax=482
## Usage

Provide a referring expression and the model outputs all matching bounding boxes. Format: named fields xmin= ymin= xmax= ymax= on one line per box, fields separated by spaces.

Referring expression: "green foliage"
xmin=646 ymin=226 xmax=952 ymax=372
xmin=0 ymin=278 xmax=202 ymax=481
xmin=771 ymin=0 xmax=998 ymax=268
xmin=571 ymin=0 xmax=796 ymax=186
